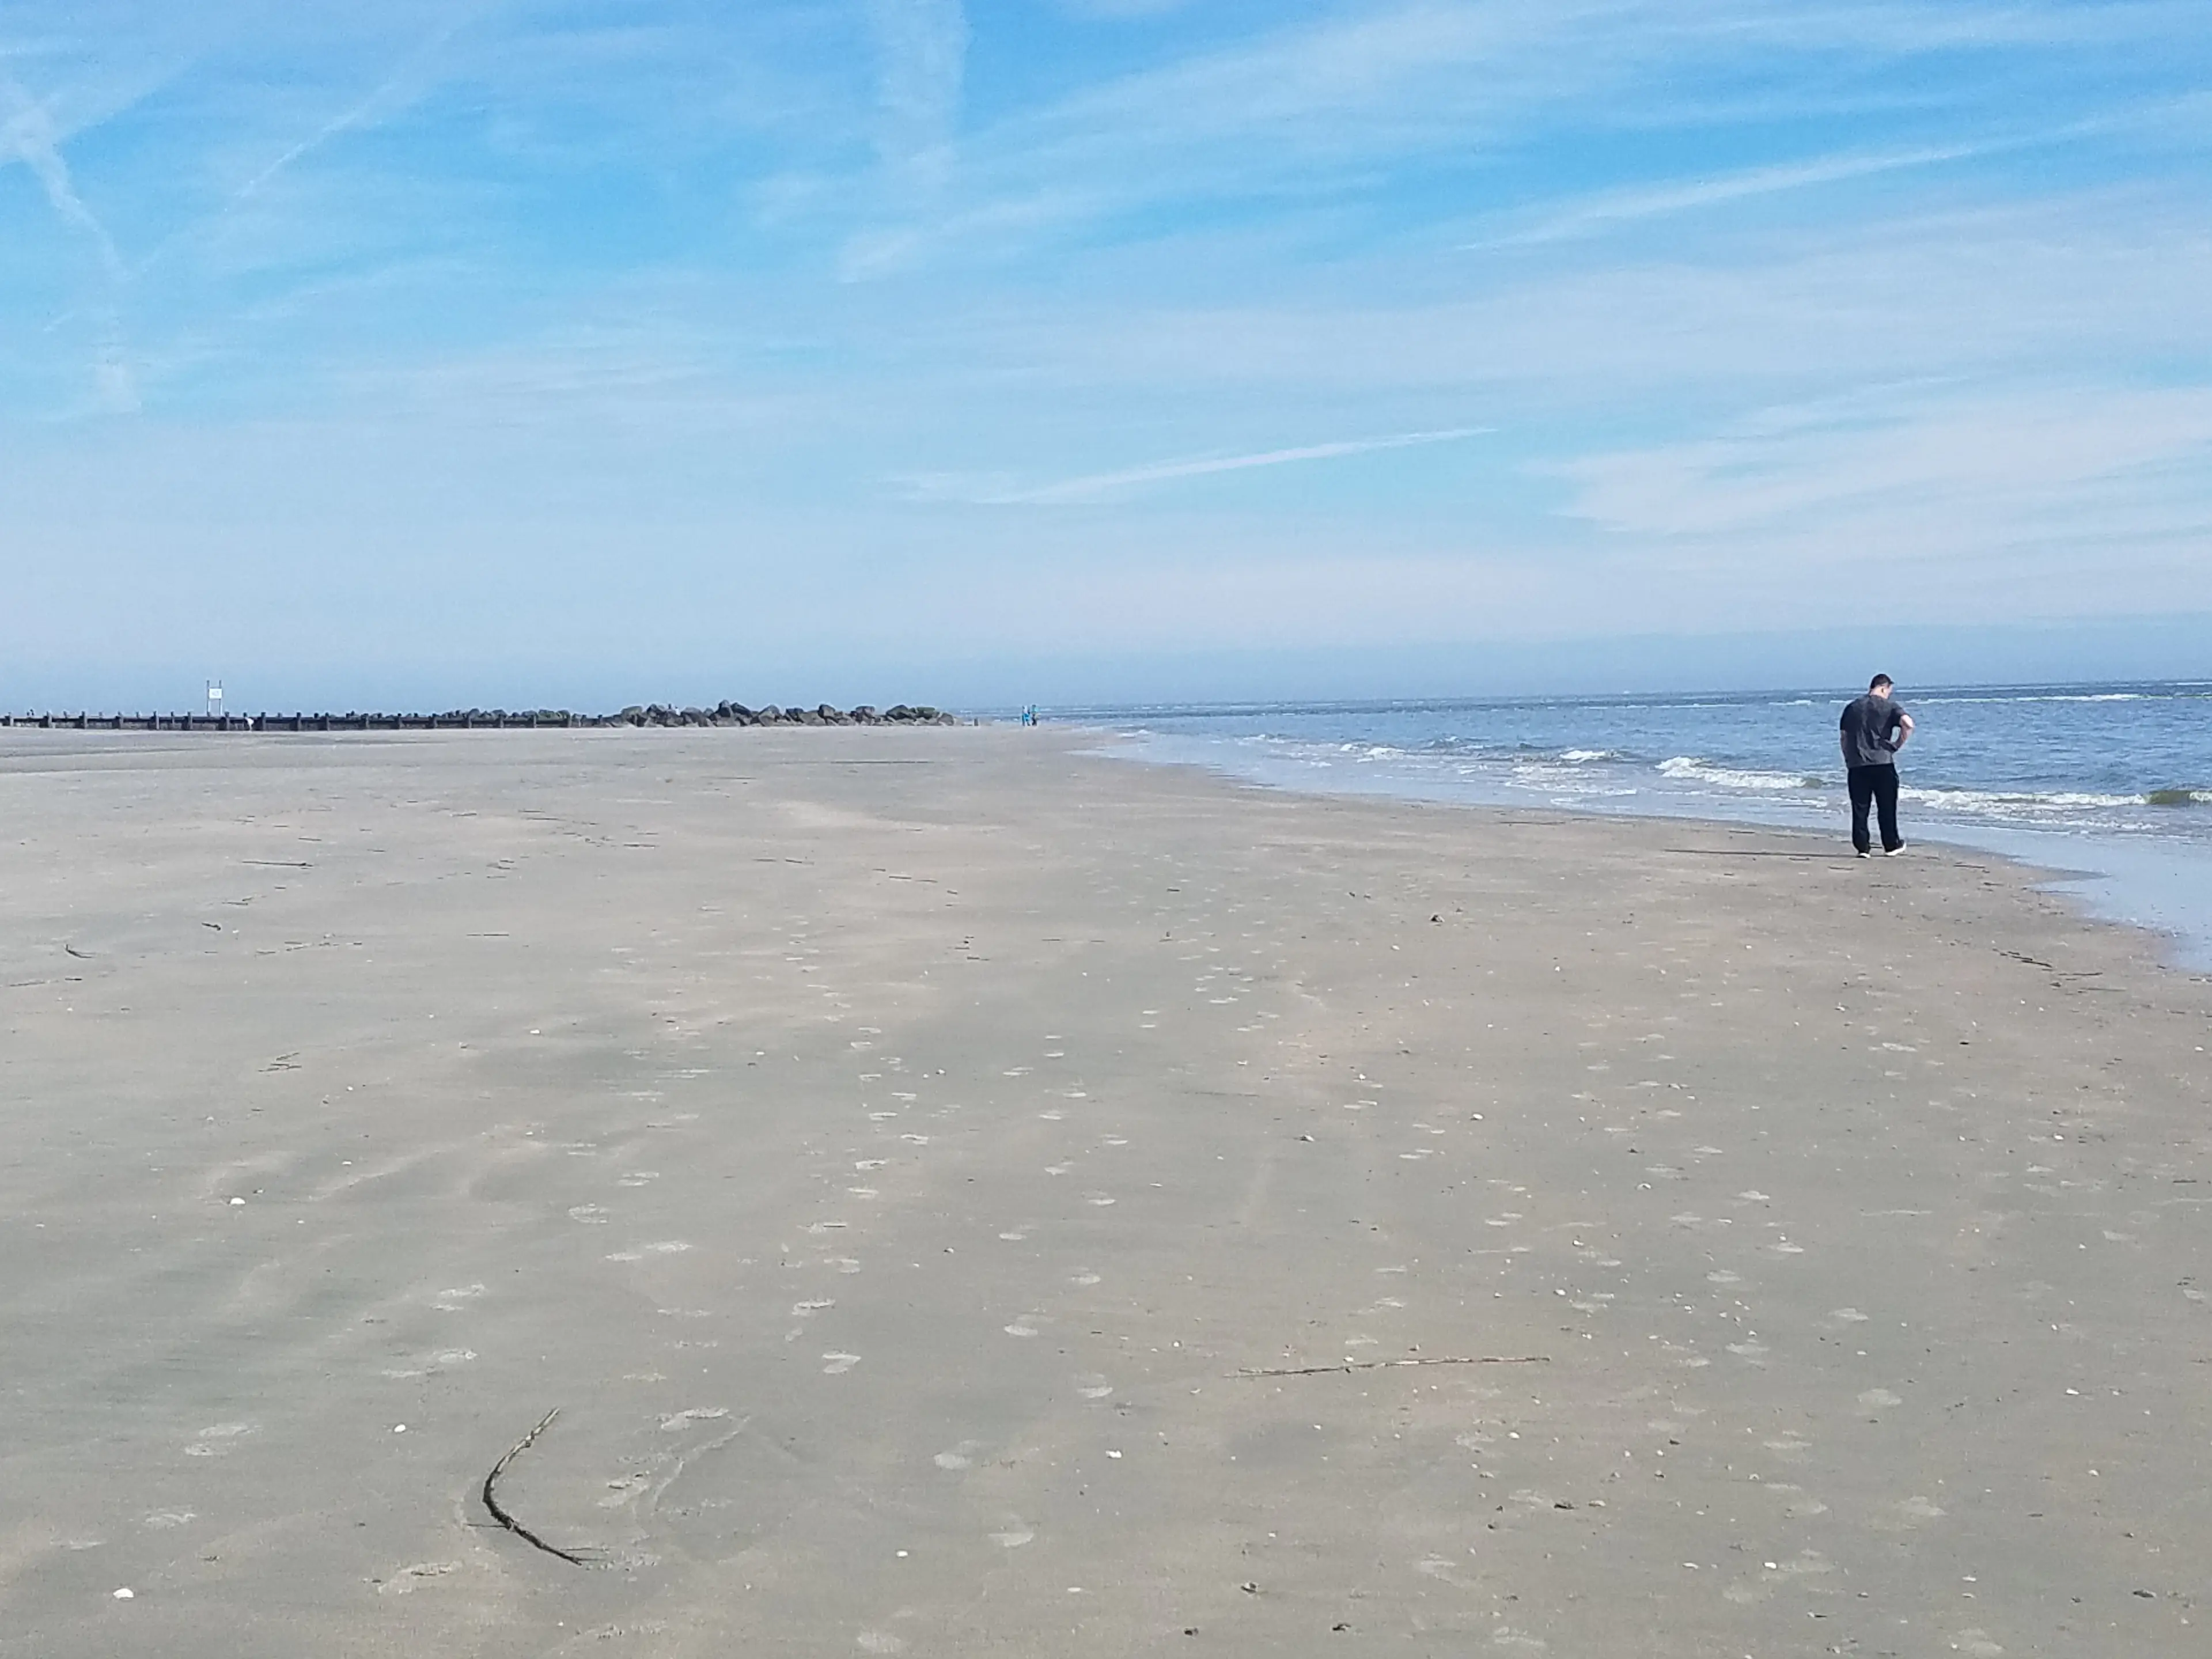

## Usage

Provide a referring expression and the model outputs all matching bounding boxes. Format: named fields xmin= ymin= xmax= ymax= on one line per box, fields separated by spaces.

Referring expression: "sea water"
xmin=1078 ymin=681 xmax=2212 ymax=969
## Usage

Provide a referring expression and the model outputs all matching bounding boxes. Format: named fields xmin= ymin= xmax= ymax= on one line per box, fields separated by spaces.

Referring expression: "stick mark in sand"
xmin=481 ymin=1408 xmax=594 ymax=1566
xmin=1235 ymin=1355 xmax=1549 ymax=1378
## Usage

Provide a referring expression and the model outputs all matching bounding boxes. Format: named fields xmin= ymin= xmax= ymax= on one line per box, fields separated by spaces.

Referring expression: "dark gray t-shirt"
xmin=1839 ymin=693 xmax=1907 ymax=769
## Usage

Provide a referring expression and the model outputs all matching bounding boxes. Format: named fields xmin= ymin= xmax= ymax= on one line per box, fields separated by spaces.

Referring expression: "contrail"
xmin=3 ymin=75 xmax=137 ymax=410
xmin=2 ymin=78 xmax=125 ymax=281
xmin=1470 ymin=143 xmax=1990 ymax=249
xmin=980 ymin=425 xmax=1493 ymax=505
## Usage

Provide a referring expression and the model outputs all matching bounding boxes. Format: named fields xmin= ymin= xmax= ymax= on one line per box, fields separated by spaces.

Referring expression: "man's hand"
xmin=1893 ymin=712 xmax=1915 ymax=751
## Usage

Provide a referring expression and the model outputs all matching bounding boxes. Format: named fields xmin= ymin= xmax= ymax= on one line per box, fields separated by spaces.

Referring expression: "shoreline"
xmin=4 ymin=727 xmax=2207 ymax=1656
xmin=1091 ymin=724 xmax=2212 ymax=974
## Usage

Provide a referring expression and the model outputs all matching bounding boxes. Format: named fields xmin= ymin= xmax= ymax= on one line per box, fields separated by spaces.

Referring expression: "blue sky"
xmin=3 ymin=1 xmax=2209 ymax=708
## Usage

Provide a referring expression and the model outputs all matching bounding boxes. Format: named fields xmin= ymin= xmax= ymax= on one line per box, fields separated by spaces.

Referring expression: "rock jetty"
xmin=0 ymin=703 xmax=960 ymax=733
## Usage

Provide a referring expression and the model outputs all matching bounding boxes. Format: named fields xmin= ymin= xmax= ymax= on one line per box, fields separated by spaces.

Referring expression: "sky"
xmin=3 ymin=0 xmax=2209 ymax=710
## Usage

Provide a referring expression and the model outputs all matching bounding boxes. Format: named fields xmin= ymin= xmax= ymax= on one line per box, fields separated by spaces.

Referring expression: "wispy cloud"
xmin=898 ymin=425 xmax=1491 ymax=505
xmin=842 ymin=0 xmax=971 ymax=277
xmin=868 ymin=0 xmax=967 ymax=180
xmin=236 ymin=24 xmax=465 ymax=206
xmin=1549 ymin=384 xmax=2212 ymax=540
xmin=122 ymin=11 xmax=478 ymax=287
xmin=2 ymin=73 xmax=135 ymax=411
xmin=5 ymin=1 xmax=2210 ymax=687
xmin=1467 ymin=100 xmax=2181 ymax=249
xmin=1470 ymin=141 xmax=1994 ymax=248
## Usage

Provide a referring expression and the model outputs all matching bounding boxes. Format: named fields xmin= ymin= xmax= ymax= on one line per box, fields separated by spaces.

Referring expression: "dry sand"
xmin=2 ymin=726 xmax=2207 ymax=1657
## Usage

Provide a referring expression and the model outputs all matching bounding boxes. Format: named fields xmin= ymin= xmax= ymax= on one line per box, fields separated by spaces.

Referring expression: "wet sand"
xmin=2 ymin=726 xmax=2207 ymax=1657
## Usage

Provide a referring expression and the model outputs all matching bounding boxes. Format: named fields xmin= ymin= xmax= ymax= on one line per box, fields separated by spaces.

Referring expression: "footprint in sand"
xmin=184 ymin=1423 xmax=256 ymax=1457
xmin=381 ymin=1349 xmax=476 ymax=1380
xmin=1868 ymin=1494 xmax=1946 ymax=1532
xmin=607 ymin=1241 xmax=693 ymax=1262
xmin=822 ymin=1352 xmax=861 ymax=1375
xmin=659 ymin=1408 xmax=729 ymax=1431
xmin=377 ymin=1561 xmax=461 ymax=1595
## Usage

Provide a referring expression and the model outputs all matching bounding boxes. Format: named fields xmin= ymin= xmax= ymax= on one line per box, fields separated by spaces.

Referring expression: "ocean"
xmin=1073 ymin=680 xmax=2212 ymax=970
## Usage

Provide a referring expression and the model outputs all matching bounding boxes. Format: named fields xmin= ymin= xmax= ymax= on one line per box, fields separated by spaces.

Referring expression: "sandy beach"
xmin=2 ymin=725 xmax=2206 ymax=1657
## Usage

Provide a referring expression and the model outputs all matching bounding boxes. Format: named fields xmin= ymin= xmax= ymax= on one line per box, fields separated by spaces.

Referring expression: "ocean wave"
xmin=2146 ymin=787 xmax=2212 ymax=807
xmin=1657 ymin=756 xmax=1820 ymax=792
xmin=1900 ymin=785 xmax=2147 ymax=814
xmin=1916 ymin=692 xmax=2151 ymax=705
xmin=1507 ymin=760 xmax=1639 ymax=796
xmin=1556 ymin=748 xmax=1619 ymax=763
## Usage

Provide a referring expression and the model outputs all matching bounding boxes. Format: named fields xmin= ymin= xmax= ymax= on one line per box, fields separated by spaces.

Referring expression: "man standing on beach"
xmin=1840 ymin=675 xmax=1914 ymax=857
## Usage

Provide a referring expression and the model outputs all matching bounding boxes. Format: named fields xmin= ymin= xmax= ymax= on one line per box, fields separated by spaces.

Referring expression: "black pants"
xmin=1848 ymin=763 xmax=1902 ymax=854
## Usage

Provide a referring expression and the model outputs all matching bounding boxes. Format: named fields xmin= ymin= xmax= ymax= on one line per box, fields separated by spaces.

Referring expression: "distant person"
xmin=1839 ymin=674 xmax=1914 ymax=857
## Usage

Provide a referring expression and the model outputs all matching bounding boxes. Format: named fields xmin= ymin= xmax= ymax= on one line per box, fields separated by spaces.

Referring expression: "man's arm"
xmin=1891 ymin=711 xmax=1915 ymax=752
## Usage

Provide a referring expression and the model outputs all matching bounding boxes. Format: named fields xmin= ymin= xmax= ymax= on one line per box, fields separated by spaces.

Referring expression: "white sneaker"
xmin=1856 ymin=850 xmax=1871 ymax=859
xmin=1884 ymin=844 xmax=1907 ymax=857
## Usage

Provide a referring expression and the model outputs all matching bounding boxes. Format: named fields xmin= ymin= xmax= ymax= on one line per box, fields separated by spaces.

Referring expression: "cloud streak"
xmin=900 ymin=426 xmax=1492 ymax=505
xmin=1471 ymin=142 xmax=1995 ymax=247
xmin=122 ymin=10 xmax=479 ymax=287
xmin=2 ymin=74 xmax=137 ymax=410
xmin=868 ymin=0 xmax=968 ymax=176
